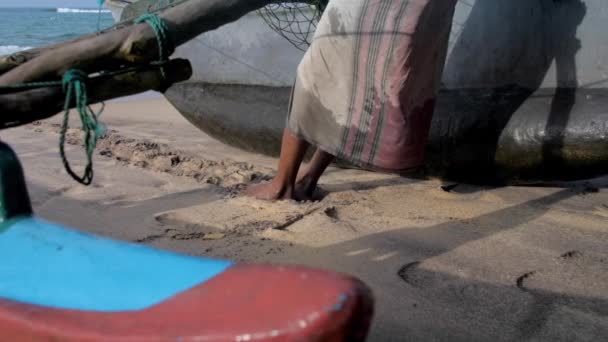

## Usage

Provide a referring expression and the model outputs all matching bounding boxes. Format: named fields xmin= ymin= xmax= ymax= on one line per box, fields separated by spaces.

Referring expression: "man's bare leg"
xmin=295 ymin=148 xmax=335 ymax=200
xmin=244 ymin=128 xmax=309 ymax=200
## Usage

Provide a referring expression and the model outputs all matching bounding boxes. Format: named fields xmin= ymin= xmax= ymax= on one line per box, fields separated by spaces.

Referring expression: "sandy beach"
xmin=2 ymin=96 xmax=607 ymax=341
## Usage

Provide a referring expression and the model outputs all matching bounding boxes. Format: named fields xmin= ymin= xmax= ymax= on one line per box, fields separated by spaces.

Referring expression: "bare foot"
xmin=294 ymin=174 xmax=317 ymax=201
xmin=244 ymin=180 xmax=294 ymax=201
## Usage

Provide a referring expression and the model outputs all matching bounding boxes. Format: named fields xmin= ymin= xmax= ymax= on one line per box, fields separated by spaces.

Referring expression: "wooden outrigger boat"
xmin=106 ymin=0 xmax=608 ymax=184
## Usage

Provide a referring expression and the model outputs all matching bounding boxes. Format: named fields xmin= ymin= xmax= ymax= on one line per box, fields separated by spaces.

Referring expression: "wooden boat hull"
xmin=166 ymin=83 xmax=608 ymax=184
xmin=108 ymin=0 xmax=608 ymax=183
xmin=0 ymin=141 xmax=374 ymax=341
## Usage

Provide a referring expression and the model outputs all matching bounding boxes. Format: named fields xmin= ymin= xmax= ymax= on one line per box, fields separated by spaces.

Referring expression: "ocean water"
xmin=0 ymin=7 xmax=114 ymax=55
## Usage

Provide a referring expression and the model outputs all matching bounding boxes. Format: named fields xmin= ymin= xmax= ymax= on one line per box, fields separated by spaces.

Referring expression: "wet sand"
xmin=2 ymin=97 xmax=607 ymax=341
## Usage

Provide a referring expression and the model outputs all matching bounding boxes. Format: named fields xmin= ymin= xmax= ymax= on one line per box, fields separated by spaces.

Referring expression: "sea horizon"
xmin=0 ymin=6 xmax=113 ymax=55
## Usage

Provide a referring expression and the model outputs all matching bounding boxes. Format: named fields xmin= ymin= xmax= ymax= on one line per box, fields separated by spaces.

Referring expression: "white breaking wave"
xmin=0 ymin=45 xmax=32 ymax=56
xmin=57 ymin=8 xmax=111 ymax=14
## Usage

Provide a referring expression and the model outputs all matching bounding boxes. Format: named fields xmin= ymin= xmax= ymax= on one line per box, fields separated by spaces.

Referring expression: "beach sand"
xmin=2 ymin=96 xmax=607 ymax=341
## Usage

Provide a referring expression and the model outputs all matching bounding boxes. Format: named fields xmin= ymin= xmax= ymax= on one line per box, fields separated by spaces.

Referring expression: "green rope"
xmin=0 ymin=14 xmax=174 ymax=185
xmin=135 ymin=14 xmax=174 ymax=79
xmin=59 ymin=69 xmax=105 ymax=186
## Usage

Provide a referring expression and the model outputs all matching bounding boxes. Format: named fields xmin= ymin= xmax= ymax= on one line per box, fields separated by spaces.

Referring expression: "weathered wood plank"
xmin=0 ymin=59 xmax=191 ymax=129
xmin=0 ymin=21 xmax=139 ymax=76
xmin=0 ymin=0 xmax=279 ymax=86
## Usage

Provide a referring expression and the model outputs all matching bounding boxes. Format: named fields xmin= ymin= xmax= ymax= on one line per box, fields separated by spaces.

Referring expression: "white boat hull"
xmin=106 ymin=0 xmax=608 ymax=183
xmin=107 ymin=0 xmax=608 ymax=90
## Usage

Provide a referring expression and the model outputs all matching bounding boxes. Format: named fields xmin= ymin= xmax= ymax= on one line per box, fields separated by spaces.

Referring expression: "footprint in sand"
xmin=396 ymin=261 xmax=504 ymax=305
xmin=515 ymin=250 xmax=608 ymax=298
xmin=398 ymin=261 xmax=428 ymax=288
xmin=135 ymin=212 xmax=224 ymax=242
xmin=512 ymin=251 xmax=608 ymax=338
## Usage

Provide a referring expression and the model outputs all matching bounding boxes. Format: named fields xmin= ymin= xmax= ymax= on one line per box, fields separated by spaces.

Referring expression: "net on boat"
xmin=257 ymin=1 xmax=328 ymax=51
xmin=258 ymin=0 xmax=468 ymax=52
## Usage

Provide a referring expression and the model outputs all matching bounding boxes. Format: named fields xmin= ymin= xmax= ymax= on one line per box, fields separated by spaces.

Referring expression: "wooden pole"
xmin=0 ymin=20 xmax=137 ymax=76
xmin=0 ymin=49 xmax=45 ymax=76
xmin=0 ymin=0 xmax=321 ymax=77
xmin=0 ymin=0 xmax=278 ymax=86
xmin=0 ymin=59 xmax=191 ymax=129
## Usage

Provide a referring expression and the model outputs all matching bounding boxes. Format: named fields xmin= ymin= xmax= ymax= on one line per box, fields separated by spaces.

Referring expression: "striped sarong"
xmin=287 ymin=0 xmax=457 ymax=172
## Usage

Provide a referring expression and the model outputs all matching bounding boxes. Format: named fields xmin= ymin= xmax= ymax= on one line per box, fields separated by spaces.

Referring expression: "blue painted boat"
xmin=0 ymin=141 xmax=374 ymax=341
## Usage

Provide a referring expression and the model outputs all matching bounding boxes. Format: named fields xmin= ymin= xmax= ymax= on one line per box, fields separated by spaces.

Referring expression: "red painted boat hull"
xmin=0 ymin=264 xmax=373 ymax=341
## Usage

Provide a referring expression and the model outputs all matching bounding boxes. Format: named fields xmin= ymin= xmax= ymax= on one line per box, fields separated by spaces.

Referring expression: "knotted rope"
xmin=0 ymin=14 xmax=173 ymax=185
xmin=135 ymin=14 xmax=175 ymax=80
xmin=59 ymin=69 xmax=105 ymax=185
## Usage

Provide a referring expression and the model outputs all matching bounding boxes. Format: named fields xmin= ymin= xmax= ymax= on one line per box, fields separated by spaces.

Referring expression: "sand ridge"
xmin=27 ymin=121 xmax=274 ymax=190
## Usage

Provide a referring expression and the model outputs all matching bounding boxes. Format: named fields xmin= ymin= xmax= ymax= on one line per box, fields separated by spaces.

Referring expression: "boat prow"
xmin=0 ymin=141 xmax=374 ymax=341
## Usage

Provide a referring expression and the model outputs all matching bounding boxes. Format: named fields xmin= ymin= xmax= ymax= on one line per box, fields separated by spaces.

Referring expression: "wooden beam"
xmin=0 ymin=0 xmax=277 ymax=86
xmin=0 ymin=19 xmax=140 ymax=76
xmin=0 ymin=59 xmax=191 ymax=129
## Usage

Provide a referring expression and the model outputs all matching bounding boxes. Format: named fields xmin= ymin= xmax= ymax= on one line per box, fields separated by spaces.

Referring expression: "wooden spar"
xmin=0 ymin=49 xmax=45 ymax=76
xmin=0 ymin=19 xmax=138 ymax=76
xmin=0 ymin=59 xmax=192 ymax=129
xmin=0 ymin=0 xmax=198 ymax=75
xmin=0 ymin=0 xmax=285 ymax=86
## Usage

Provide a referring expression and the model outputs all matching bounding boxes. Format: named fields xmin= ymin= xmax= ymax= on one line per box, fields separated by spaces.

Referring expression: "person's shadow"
xmin=542 ymin=0 xmax=586 ymax=170
xmin=424 ymin=0 xmax=587 ymax=185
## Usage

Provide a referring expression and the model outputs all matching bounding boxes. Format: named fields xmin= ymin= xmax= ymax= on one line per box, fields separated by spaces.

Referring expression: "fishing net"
xmin=258 ymin=1 xmax=328 ymax=51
